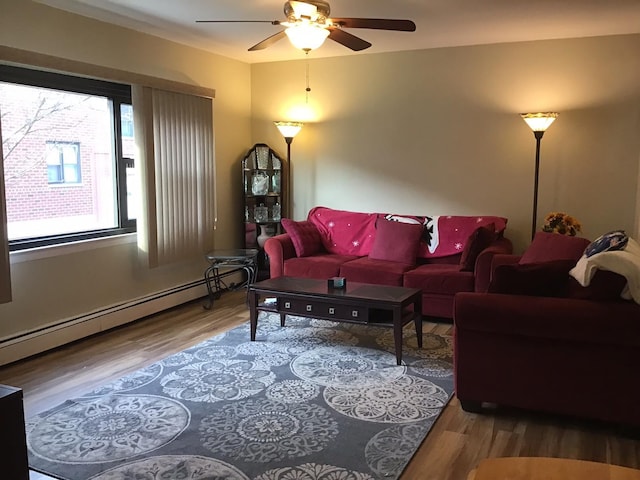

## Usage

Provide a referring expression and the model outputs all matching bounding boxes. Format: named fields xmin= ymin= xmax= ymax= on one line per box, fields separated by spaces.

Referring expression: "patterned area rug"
xmin=27 ymin=312 xmax=454 ymax=480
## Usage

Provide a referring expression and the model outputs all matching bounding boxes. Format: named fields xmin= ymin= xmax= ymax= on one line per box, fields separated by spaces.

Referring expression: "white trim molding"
xmin=0 ymin=281 xmax=208 ymax=366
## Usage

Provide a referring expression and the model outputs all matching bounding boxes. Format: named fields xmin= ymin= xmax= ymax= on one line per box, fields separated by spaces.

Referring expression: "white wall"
xmin=251 ymin=35 xmax=640 ymax=253
xmin=0 ymin=0 xmax=252 ymax=344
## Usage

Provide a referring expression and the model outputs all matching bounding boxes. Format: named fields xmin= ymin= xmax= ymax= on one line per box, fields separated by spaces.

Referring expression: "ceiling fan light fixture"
xmin=284 ymin=23 xmax=330 ymax=51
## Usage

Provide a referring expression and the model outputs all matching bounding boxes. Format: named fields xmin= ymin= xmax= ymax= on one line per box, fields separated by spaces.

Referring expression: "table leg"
xmin=249 ymin=290 xmax=258 ymax=341
xmin=203 ymin=264 xmax=217 ymax=310
xmin=393 ymin=306 xmax=403 ymax=365
xmin=242 ymin=266 xmax=252 ymax=305
xmin=414 ymin=295 xmax=423 ymax=348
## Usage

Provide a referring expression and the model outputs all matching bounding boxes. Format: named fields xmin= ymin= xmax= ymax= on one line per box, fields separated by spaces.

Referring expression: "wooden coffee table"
xmin=468 ymin=457 xmax=640 ymax=480
xmin=248 ymin=276 xmax=422 ymax=365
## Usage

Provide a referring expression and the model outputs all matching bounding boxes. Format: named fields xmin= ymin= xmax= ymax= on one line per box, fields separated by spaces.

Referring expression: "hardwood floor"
xmin=1 ymin=290 xmax=638 ymax=480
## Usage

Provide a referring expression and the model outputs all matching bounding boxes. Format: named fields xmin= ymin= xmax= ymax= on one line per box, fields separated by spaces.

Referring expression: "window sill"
xmin=9 ymin=233 xmax=137 ymax=264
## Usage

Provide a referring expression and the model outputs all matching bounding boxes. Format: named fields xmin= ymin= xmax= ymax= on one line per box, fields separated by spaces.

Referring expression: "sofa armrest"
xmin=491 ymin=253 xmax=521 ymax=269
xmin=264 ymin=233 xmax=297 ymax=278
xmin=473 ymin=237 xmax=514 ymax=292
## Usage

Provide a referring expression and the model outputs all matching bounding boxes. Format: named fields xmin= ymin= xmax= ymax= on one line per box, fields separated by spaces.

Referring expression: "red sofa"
xmin=264 ymin=206 xmax=512 ymax=319
xmin=453 ymin=232 xmax=640 ymax=427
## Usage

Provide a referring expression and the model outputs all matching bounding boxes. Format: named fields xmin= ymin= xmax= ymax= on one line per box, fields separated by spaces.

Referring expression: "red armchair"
xmin=453 ymin=232 xmax=640 ymax=427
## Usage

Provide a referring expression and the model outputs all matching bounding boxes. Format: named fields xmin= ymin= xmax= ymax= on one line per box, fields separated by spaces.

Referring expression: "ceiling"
xmin=36 ymin=0 xmax=640 ymax=64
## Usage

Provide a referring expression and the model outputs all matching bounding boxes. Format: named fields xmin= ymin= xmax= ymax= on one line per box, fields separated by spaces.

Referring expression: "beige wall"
xmin=1 ymin=1 xmax=639 ymax=349
xmin=0 ymin=0 xmax=252 ymax=340
xmin=251 ymin=35 xmax=640 ymax=253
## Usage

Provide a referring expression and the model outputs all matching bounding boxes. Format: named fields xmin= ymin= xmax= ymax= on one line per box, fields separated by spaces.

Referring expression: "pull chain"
xmin=305 ymin=51 xmax=311 ymax=104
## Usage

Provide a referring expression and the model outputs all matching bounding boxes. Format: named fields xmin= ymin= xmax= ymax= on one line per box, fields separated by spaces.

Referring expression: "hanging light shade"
xmin=284 ymin=23 xmax=330 ymax=51
xmin=520 ymin=112 xmax=559 ymax=132
xmin=275 ymin=121 xmax=303 ymax=139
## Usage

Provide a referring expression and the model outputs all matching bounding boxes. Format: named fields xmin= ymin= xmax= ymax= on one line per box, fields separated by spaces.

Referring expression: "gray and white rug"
xmin=26 ymin=312 xmax=454 ymax=480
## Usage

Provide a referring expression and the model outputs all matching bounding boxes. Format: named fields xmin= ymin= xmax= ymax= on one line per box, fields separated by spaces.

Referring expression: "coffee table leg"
xmin=393 ymin=306 xmax=402 ymax=365
xmin=249 ymin=290 xmax=258 ymax=341
xmin=414 ymin=295 xmax=423 ymax=348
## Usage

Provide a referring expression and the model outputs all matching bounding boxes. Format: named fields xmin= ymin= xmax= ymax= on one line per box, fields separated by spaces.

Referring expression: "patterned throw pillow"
xmin=585 ymin=230 xmax=629 ymax=258
xmin=280 ymin=218 xmax=323 ymax=257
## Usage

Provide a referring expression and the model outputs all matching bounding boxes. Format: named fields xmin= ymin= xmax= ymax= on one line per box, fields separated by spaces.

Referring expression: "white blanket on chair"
xmin=570 ymin=237 xmax=640 ymax=304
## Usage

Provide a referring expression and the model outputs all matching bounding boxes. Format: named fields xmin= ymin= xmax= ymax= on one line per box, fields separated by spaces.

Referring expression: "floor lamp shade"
xmin=275 ymin=121 xmax=303 ymax=140
xmin=520 ymin=112 xmax=558 ymax=240
xmin=274 ymin=121 xmax=303 ymax=218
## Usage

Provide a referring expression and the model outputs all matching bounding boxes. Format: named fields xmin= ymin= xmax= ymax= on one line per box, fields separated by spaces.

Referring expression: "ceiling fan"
xmin=196 ymin=0 xmax=416 ymax=53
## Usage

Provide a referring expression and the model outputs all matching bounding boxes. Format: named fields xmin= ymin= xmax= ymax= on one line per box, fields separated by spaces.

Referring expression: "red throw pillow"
xmin=519 ymin=232 xmax=591 ymax=265
xmin=488 ymin=259 xmax=576 ymax=297
xmin=459 ymin=224 xmax=496 ymax=272
xmin=369 ymin=219 xmax=423 ymax=265
xmin=280 ymin=218 xmax=322 ymax=257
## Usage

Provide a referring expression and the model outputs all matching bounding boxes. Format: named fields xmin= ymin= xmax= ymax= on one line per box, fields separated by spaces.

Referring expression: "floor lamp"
xmin=274 ymin=121 xmax=303 ymax=218
xmin=521 ymin=112 xmax=558 ymax=240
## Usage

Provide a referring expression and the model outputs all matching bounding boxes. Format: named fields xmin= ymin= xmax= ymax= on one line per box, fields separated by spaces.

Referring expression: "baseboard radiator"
xmin=0 ymin=280 xmax=210 ymax=367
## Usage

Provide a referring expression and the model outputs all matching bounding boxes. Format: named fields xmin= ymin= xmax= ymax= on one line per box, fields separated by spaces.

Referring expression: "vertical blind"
xmin=0 ymin=118 xmax=10 ymax=304
xmin=134 ymin=86 xmax=216 ymax=267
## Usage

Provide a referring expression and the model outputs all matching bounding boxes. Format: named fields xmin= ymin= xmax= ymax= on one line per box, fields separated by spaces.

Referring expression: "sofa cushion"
xmin=519 ymin=232 xmax=591 ymax=265
xmin=459 ymin=223 xmax=496 ymax=272
xmin=284 ymin=253 xmax=359 ymax=279
xmin=403 ymin=264 xmax=474 ymax=295
xmin=488 ymin=259 xmax=576 ymax=297
xmin=369 ymin=218 xmax=423 ymax=265
xmin=339 ymin=257 xmax=412 ymax=286
xmin=585 ymin=230 xmax=629 ymax=258
xmin=281 ymin=218 xmax=323 ymax=257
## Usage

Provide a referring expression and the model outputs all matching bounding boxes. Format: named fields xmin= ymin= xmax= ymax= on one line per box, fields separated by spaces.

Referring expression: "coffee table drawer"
xmin=279 ymin=298 xmax=367 ymax=320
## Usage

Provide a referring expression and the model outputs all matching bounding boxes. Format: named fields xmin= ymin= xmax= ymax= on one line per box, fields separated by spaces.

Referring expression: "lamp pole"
xmin=274 ymin=122 xmax=303 ymax=218
xmin=531 ymin=130 xmax=544 ymax=240
xmin=520 ymin=113 xmax=558 ymax=240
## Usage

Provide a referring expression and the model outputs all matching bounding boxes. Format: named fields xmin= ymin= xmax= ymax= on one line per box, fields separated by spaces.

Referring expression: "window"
xmin=0 ymin=65 xmax=136 ymax=250
xmin=46 ymin=142 xmax=81 ymax=184
xmin=121 ymin=104 xmax=134 ymax=138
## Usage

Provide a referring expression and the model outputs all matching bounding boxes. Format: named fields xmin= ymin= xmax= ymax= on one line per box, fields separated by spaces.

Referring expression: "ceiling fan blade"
xmin=328 ymin=28 xmax=371 ymax=51
xmin=196 ymin=20 xmax=281 ymax=25
xmin=248 ymin=30 xmax=288 ymax=51
xmin=329 ymin=18 xmax=416 ymax=32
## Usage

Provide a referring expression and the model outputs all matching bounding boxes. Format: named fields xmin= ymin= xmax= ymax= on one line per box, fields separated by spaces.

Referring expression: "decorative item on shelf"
xmin=542 ymin=212 xmax=582 ymax=236
xmin=251 ymin=171 xmax=269 ymax=195
xmin=248 ymin=150 xmax=256 ymax=169
xmin=272 ymin=154 xmax=281 ymax=170
xmin=271 ymin=171 xmax=281 ymax=193
xmin=257 ymin=224 xmax=273 ymax=248
xmin=254 ymin=203 xmax=269 ymax=223
xmin=256 ymin=145 xmax=270 ymax=169
xmin=521 ymin=112 xmax=559 ymax=240
xmin=272 ymin=203 xmax=281 ymax=222
xmin=244 ymin=205 xmax=251 ymax=222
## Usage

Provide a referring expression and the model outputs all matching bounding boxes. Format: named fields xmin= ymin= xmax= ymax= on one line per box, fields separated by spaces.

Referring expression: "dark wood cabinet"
xmin=242 ymin=144 xmax=287 ymax=278
xmin=0 ymin=384 xmax=29 ymax=480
